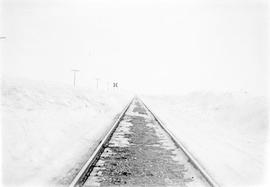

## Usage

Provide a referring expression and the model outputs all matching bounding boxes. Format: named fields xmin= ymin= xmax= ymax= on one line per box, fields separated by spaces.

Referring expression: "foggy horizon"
xmin=1 ymin=0 xmax=268 ymax=96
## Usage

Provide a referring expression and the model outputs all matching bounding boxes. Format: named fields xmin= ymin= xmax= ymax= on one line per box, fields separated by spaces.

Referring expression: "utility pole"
xmin=95 ymin=78 xmax=100 ymax=89
xmin=72 ymin=69 xmax=80 ymax=88
xmin=107 ymin=82 xmax=110 ymax=91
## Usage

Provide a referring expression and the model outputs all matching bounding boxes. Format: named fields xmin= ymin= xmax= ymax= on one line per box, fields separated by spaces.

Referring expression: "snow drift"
xmin=1 ymin=78 xmax=268 ymax=187
xmin=142 ymin=92 xmax=268 ymax=187
xmin=1 ymin=78 xmax=131 ymax=187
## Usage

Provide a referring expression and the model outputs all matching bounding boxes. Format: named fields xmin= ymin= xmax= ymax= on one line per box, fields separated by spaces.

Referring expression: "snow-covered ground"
xmin=142 ymin=92 xmax=268 ymax=187
xmin=1 ymin=78 xmax=131 ymax=187
xmin=1 ymin=78 xmax=268 ymax=187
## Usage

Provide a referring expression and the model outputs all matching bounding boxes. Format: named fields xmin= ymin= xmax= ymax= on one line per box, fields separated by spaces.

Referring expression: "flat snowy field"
xmin=142 ymin=93 xmax=268 ymax=187
xmin=1 ymin=79 xmax=131 ymax=187
xmin=1 ymin=79 xmax=268 ymax=187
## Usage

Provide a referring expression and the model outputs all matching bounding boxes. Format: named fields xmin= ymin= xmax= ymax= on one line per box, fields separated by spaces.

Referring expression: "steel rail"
xmin=139 ymin=97 xmax=219 ymax=187
xmin=69 ymin=97 xmax=134 ymax=187
xmin=70 ymin=96 xmax=218 ymax=187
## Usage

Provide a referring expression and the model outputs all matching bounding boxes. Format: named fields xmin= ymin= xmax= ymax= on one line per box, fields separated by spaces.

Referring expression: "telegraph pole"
xmin=72 ymin=69 xmax=80 ymax=88
xmin=107 ymin=82 xmax=109 ymax=91
xmin=95 ymin=78 xmax=100 ymax=89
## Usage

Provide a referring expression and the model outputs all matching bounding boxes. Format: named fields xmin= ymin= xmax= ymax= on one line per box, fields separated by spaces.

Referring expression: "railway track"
xmin=70 ymin=97 xmax=218 ymax=187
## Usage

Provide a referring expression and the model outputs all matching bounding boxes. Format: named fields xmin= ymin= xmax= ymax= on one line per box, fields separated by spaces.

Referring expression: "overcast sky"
xmin=1 ymin=0 xmax=268 ymax=95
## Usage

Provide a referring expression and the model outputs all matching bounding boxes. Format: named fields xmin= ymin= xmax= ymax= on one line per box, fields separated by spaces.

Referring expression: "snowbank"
xmin=142 ymin=92 xmax=268 ymax=187
xmin=1 ymin=78 xmax=131 ymax=187
xmin=1 ymin=78 xmax=268 ymax=187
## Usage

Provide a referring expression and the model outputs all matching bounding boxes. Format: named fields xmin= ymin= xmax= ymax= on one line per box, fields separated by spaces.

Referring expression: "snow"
xmin=1 ymin=78 xmax=268 ymax=187
xmin=142 ymin=92 xmax=268 ymax=187
xmin=1 ymin=78 xmax=131 ymax=187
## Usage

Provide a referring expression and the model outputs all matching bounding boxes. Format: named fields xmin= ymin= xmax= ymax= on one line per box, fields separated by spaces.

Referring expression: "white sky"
xmin=1 ymin=0 xmax=268 ymax=95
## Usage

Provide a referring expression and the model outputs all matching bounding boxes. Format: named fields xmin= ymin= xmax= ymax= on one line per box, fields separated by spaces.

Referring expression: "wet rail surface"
xmin=73 ymin=98 xmax=213 ymax=187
